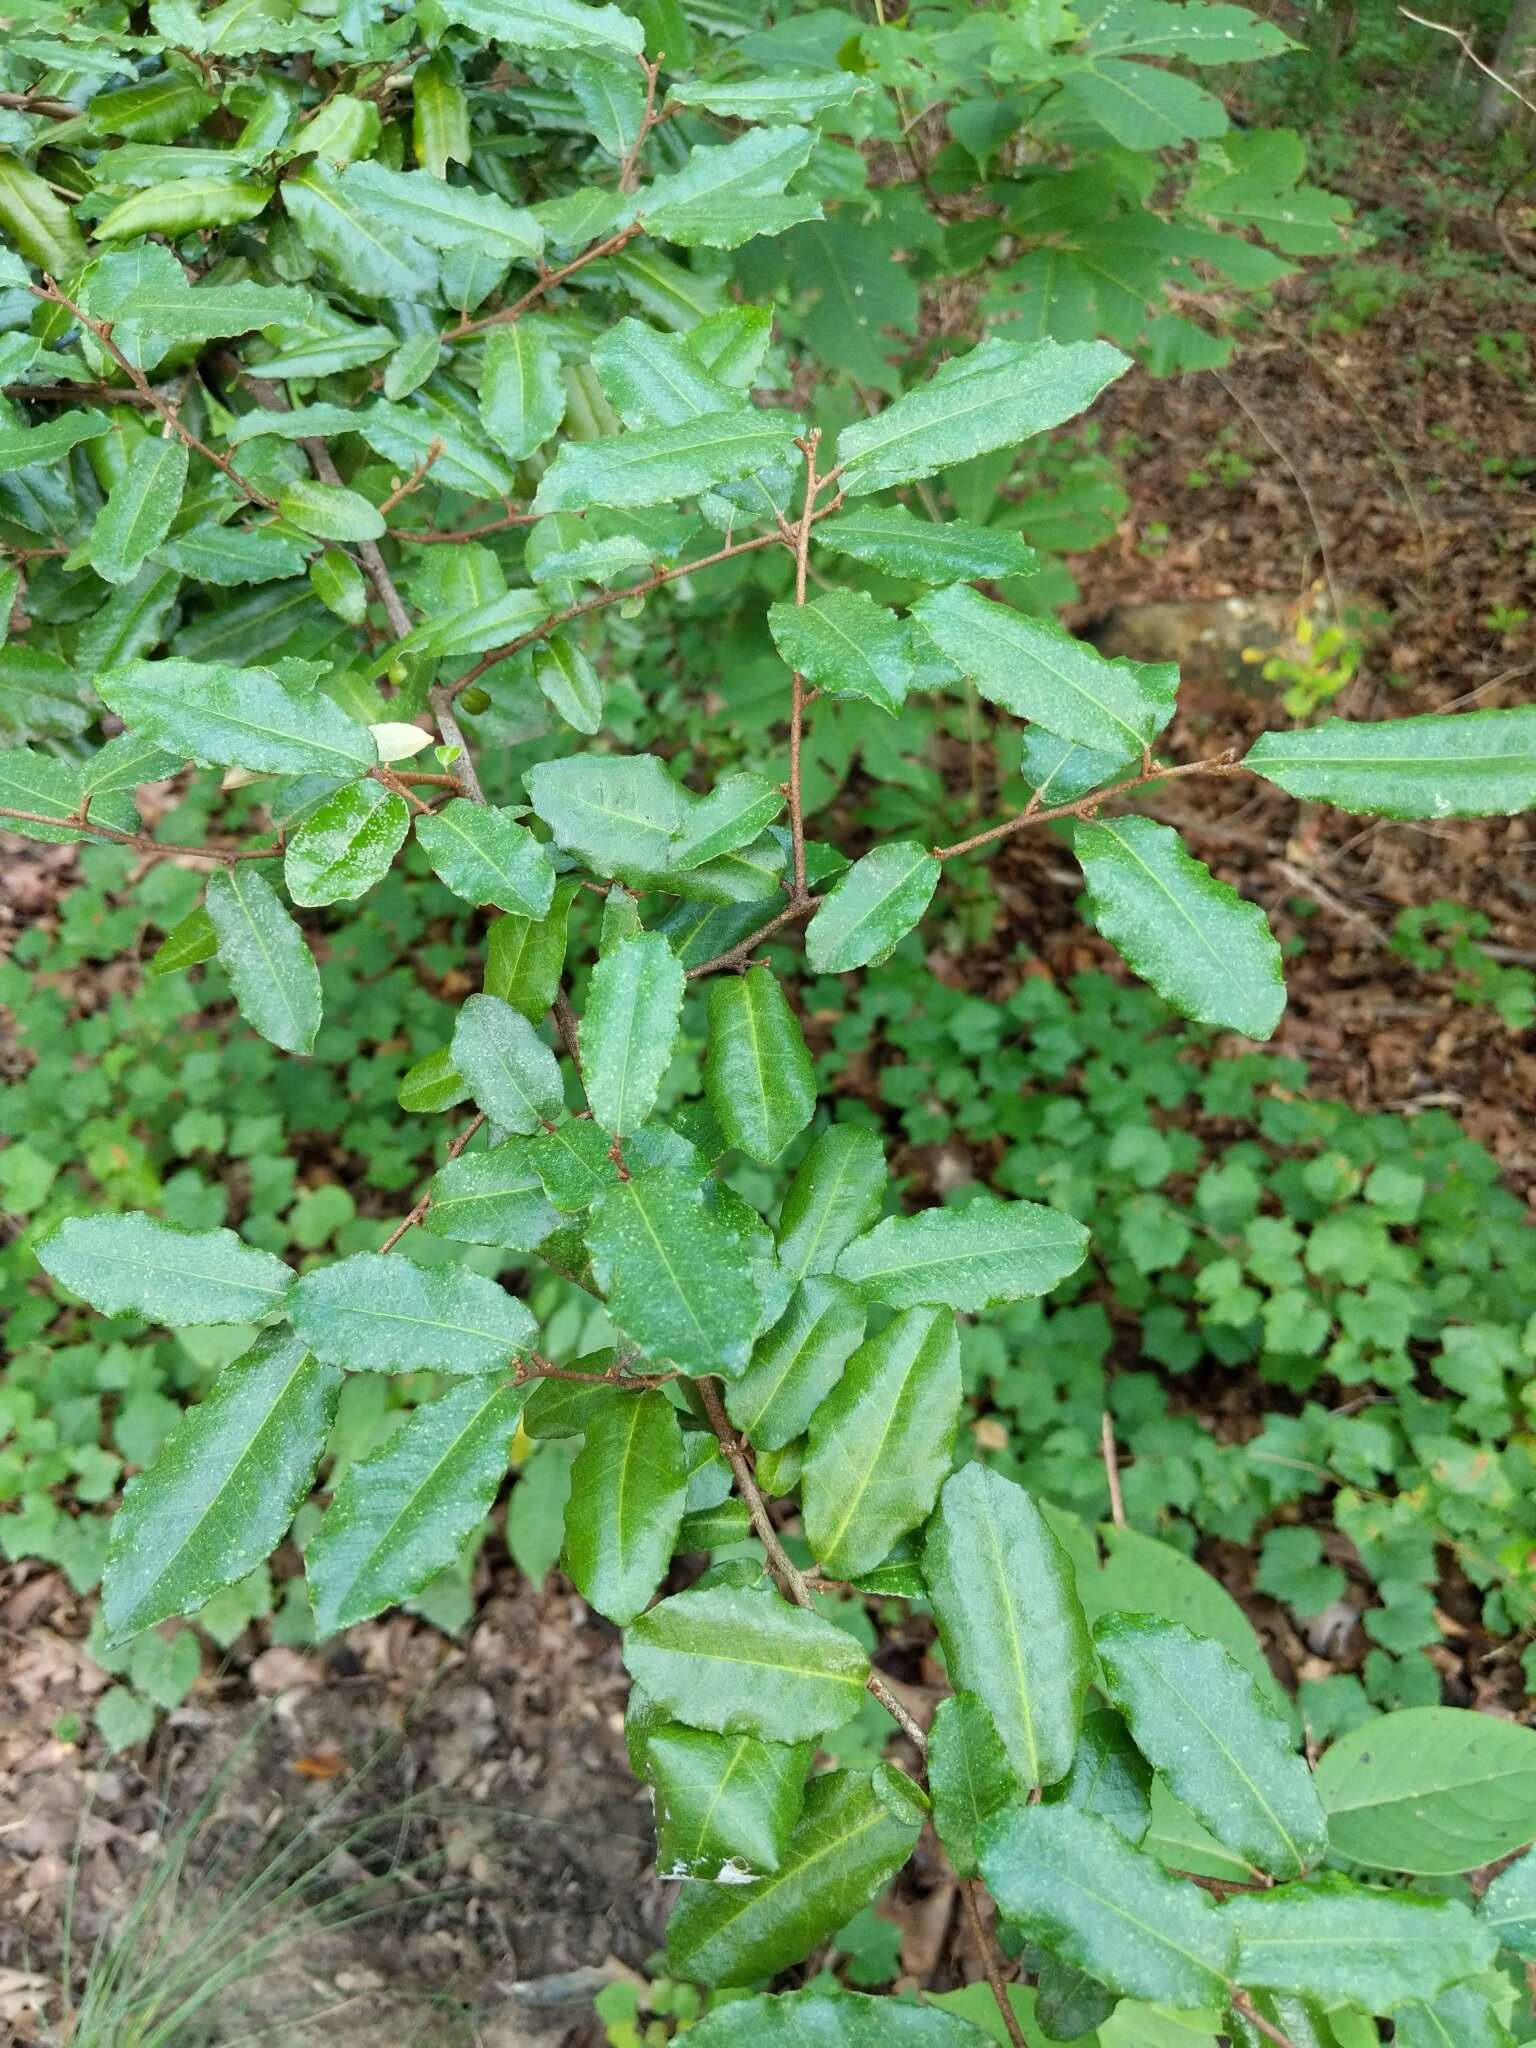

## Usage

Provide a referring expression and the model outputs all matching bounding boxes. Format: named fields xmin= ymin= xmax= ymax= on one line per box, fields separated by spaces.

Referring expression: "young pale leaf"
xmin=533 ymin=633 xmax=603 ymax=734
xmin=929 ymin=1691 xmax=1020 ymax=1878
xmin=647 ymin=1725 xmax=812 ymax=1881
xmin=415 ymin=799 xmax=556 ymax=917
xmin=97 ymin=659 xmax=375 ymax=776
xmin=705 ymin=967 xmax=816 ymax=1164
xmin=978 ymin=1802 xmax=1236 ymax=2007
xmin=923 ymin=1464 xmax=1093 ymax=1789
xmin=725 ymin=1276 xmax=866 ymax=1451
xmin=205 ymin=866 xmax=322 ymax=1055
xmin=451 ymin=994 xmax=564 ymax=1133
xmin=306 ymin=1374 xmax=522 ymax=1634
xmin=802 ymin=1306 xmax=961 ymax=1578
xmin=533 ymin=406 xmax=802 ymax=513
xmin=284 ymin=781 xmax=409 ymax=906
xmin=288 ymin=1251 xmax=536 ymax=1372
xmin=623 ymin=1582 xmax=870 ymax=1742
xmin=1312 ymin=1707 xmax=1536 ymax=1874
xmin=1481 ymin=1843 xmax=1536 ymax=1957
xmin=666 ymin=1767 xmax=925 ymax=1986
xmin=767 ymin=591 xmax=916 ymax=714
xmin=588 ymin=1168 xmax=762 ymax=1377
xmin=913 ymin=584 xmax=1176 ymax=760
xmin=1075 ymin=816 xmax=1286 ymax=1040
xmin=775 ymin=1125 xmax=888 ymax=1284
xmin=833 ymin=336 xmax=1128 ymax=496
xmin=480 ymin=320 xmax=568 ymax=461
xmin=804 ymin=842 xmax=940 ymax=974
xmin=1245 ymin=707 xmax=1536 ymax=819
xmin=580 ymin=932 xmax=685 ymax=1136
xmin=485 ymin=880 xmax=578 ymax=1022
xmin=683 ymin=1991 xmax=994 ymax=2047
xmin=38 ymin=1213 xmax=293 ymax=1325
xmin=670 ymin=773 xmax=785 ymax=870
xmin=1223 ymin=1873 xmax=1496 ymax=2008
xmin=835 ymin=1194 xmax=1089 ymax=1311
xmin=816 ymin=504 xmax=1038 ymax=583
xmin=423 ymin=1145 xmax=561 ymax=1251
xmin=1094 ymin=1615 xmax=1327 ymax=1879
xmin=525 ymin=754 xmax=687 ymax=878
xmin=563 ymin=1390 xmax=688 ymax=1623
xmin=88 ymin=436 xmax=189 ymax=586
xmin=1046 ymin=1705 xmax=1153 ymax=1844
xmin=101 ymin=1330 xmax=339 ymax=1643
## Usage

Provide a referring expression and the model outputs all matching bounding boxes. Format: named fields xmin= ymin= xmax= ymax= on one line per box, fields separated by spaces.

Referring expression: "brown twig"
xmin=618 ymin=54 xmax=665 ymax=194
xmin=376 ymin=1111 xmax=486 ymax=1252
xmin=376 ymin=440 xmax=443 ymax=517
xmin=441 ymin=221 xmax=645 ymax=343
xmin=397 ymin=505 xmax=540 ymax=545
xmin=932 ymin=751 xmax=1243 ymax=863
xmin=1399 ymin=5 xmax=1536 ymax=117
xmin=962 ymin=1881 xmax=1029 ymax=2048
xmin=429 ymin=686 xmax=486 ymax=804
xmin=1100 ymin=1410 xmax=1127 ymax=1530
xmin=32 ymin=280 xmax=278 ymax=509
xmin=0 ymin=88 xmax=80 ymax=117
xmin=0 ymin=807 xmax=281 ymax=862
xmin=1230 ymin=1991 xmax=1300 ymax=2048
xmin=682 ymin=894 xmax=821 ymax=979
xmin=786 ymin=432 xmax=820 ymax=898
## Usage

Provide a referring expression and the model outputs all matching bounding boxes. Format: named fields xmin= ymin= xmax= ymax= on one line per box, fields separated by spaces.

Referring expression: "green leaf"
xmin=0 ymin=410 xmax=112 ymax=476
xmin=1084 ymin=2 xmax=1294 ymax=64
xmin=1062 ymin=59 xmax=1229 ymax=148
xmin=398 ymin=1044 xmax=469 ymax=1114
xmin=451 ymin=993 xmax=564 ymax=1134
xmin=1075 ymin=816 xmax=1285 ymax=1039
xmin=563 ymin=1389 xmax=687 ymax=1623
xmin=415 ymin=799 xmax=557 ymax=917
xmin=522 ymin=1373 xmax=617 ymax=1439
xmin=646 ymin=1725 xmax=812 ymax=1881
xmin=1222 ymin=1873 xmax=1496 ymax=2008
xmin=1244 ymin=709 xmax=1536 ymax=819
xmin=309 ymin=547 xmax=368 ymax=625
xmin=336 ymin=160 xmax=540 ymax=259
xmin=1019 ymin=729 xmax=1125 ymax=803
xmin=725 ymin=1276 xmax=866 ymax=1452
xmin=833 ymin=337 xmax=1128 ymax=497
xmin=768 ymin=591 xmax=917 ymax=715
xmin=1046 ymin=1705 xmax=1153 ymax=1845
xmin=580 ymin=932 xmax=685 ymax=1137
xmin=670 ymin=773 xmax=785 ymax=870
xmin=526 ymin=753 xmax=686 ymax=880
xmin=588 ymin=1168 xmax=763 ymax=1377
xmin=666 ymin=1766 xmax=925 ymax=1986
xmin=802 ymin=1305 xmax=961 ymax=1578
xmin=38 ymin=1213 xmax=293 ymax=1325
xmin=623 ymin=1582 xmax=870 ymax=1741
xmin=153 ymin=905 xmax=219 ymax=974
xmin=1481 ymin=1842 xmax=1536 ymax=1957
xmin=923 ymin=1464 xmax=1093 ymax=1789
xmin=81 ymin=247 xmax=307 ymax=369
xmin=413 ymin=53 xmax=471 ymax=176
xmin=533 ymin=406 xmax=803 ymax=513
xmin=485 ymin=881 xmax=578 ymax=1023
xmin=804 ymin=842 xmax=940 ymax=974
xmin=152 ymin=522 xmax=308 ymax=586
xmin=978 ymin=1802 xmax=1236 ymax=2007
xmin=436 ymin=0 xmax=644 ymax=57
xmin=930 ymin=1691 xmax=1020 ymax=1878
xmin=284 ymin=781 xmax=409 ymax=906
xmin=816 ymin=504 xmax=1038 ymax=583
xmin=278 ymin=476 xmax=387 ymax=543
xmin=306 ymin=1374 xmax=522 ymax=1634
xmin=1094 ymin=1615 xmax=1327 ymax=1879
xmin=682 ymin=1991 xmax=995 ymax=2046
xmin=836 ymin=1195 xmax=1089 ymax=1311
xmin=282 ymin=161 xmax=437 ymax=300
xmin=705 ymin=967 xmax=816 ymax=1164
xmin=533 ymin=631 xmax=604 ymax=735
xmin=775 ymin=1126 xmax=889 ymax=1285
xmin=205 ymin=865 xmax=322 ymax=1055
xmin=423 ymin=1144 xmax=561 ymax=1251
xmin=94 ymin=177 xmax=273 ymax=242
xmin=97 ymin=659 xmax=375 ymax=776
xmin=101 ymin=1330 xmax=339 ymax=1642
xmin=1312 ymin=1707 xmax=1536 ymax=1875
xmin=88 ymin=437 xmax=189 ymax=587
xmin=642 ymin=126 xmax=822 ymax=249
xmin=0 ymin=148 xmax=89 ymax=273
xmin=287 ymin=1250 xmax=537 ymax=1372
xmin=912 ymin=584 xmax=1176 ymax=760
xmin=1392 ymin=1984 xmax=1517 ymax=2048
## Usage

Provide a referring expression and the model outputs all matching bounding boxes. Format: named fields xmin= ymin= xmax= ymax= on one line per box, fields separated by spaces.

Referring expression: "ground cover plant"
xmin=5 ymin=0 xmax=1536 ymax=2041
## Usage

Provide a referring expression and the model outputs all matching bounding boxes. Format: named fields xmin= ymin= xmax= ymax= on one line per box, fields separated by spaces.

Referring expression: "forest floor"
xmin=3 ymin=89 xmax=1536 ymax=2048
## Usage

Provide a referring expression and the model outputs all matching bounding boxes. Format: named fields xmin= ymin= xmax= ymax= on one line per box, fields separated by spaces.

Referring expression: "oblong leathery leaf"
xmin=684 ymin=1990 xmax=997 ymax=2046
xmin=563 ymin=1389 xmax=688 ymax=1623
xmin=802 ymin=1304 xmax=961 ymax=1578
xmin=484 ymin=878 xmax=579 ymax=1023
xmin=415 ymin=798 xmax=556 ymax=916
xmin=623 ymin=1582 xmax=870 ymax=1742
xmin=724 ymin=1275 xmax=866 ymax=1451
xmin=422 ymin=1144 xmax=561 ymax=1250
xmin=922 ymin=1463 xmax=1093 ymax=1790
xmin=666 ymin=1766 xmax=926 ymax=1986
xmin=451 ymin=993 xmax=564 ymax=1134
xmin=1245 ymin=707 xmax=1536 ymax=820
xmin=1094 ymin=1614 xmax=1327 ymax=1880
xmin=1044 ymin=1705 xmax=1153 ymax=1845
xmin=205 ymin=865 xmax=322 ymax=1055
xmin=775 ymin=1125 xmax=888 ymax=1284
xmin=705 ymin=966 xmax=816 ymax=1163
xmin=804 ymin=841 xmax=940 ymax=973
xmin=1222 ymin=1872 xmax=1496 ymax=2008
xmin=646 ymin=1723 xmax=812 ymax=1881
xmin=306 ymin=1374 xmax=522 ymax=1633
xmin=102 ymin=1328 xmax=339 ymax=1642
xmin=929 ymin=1690 xmax=1019 ymax=1878
xmin=587 ymin=1167 xmax=761 ymax=1377
xmin=287 ymin=1250 xmax=536 ymax=1371
xmin=580 ymin=931 xmax=685 ymax=1137
xmin=836 ymin=1194 xmax=1089 ymax=1312
xmin=284 ymin=780 xmax=410 ymax=907
xmin=38 ymin=1213 xmax=293 ymax=1324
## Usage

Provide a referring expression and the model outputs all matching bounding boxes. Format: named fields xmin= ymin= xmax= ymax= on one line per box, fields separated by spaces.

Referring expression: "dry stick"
xmin=32 ymin=280 xmax=279 ymax=509
xmin=1100 ymin=1409 xmax=1127 ymax=1530
xmin=398 ymin=505 xmax=540 ymax=546
xmin=0 ymin=807 xmax=281 ymax=861
xmin=1399 ymin=5 xmax=1536 ymax=116
xmin=961 ymin=1881 xmax=1029 ymax=2048
xmin=617 ymin=54 xmax=666 ymax=195
xmin=1230 ymin=1991 xmax=1300 ymax=2048
xmin=0 ymin=88 xmax=79 ymax=117
xmin=932 ymin=751 xmax=1243 ymax=864
xmin=1210 ymin=367 xmax=1344 ymax=630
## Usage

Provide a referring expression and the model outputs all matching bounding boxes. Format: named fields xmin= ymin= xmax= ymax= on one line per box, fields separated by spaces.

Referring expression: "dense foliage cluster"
xmin=5 ymin=0 xmax=1536 ymax=2042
